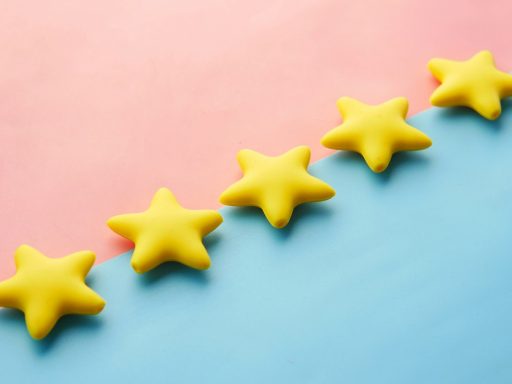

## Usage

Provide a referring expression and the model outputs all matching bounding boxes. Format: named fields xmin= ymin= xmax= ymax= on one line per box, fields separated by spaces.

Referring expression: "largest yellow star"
xmin=321 ymin=97 xmax=432 ymax=173
xmin=0 ymin=245 xmax=105 ymax=339
xmin=428 ymin=50 xmax=512 ymax=120
xmin=108 ymin=188 xmax=223 ymax=273
xmin=219 ymin=146 xmax=335 ymax=228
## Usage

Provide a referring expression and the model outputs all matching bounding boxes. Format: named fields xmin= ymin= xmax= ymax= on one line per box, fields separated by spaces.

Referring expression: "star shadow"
xmin=0 ymin=308 xmax=104 ymax=354
xmin=136 ymin=262 xmax=210 ymax=288
xmin=436 ymin=99 xmax=512 ymax=132
xmin=135 ymin=232 xmax=223 ymax=288
xmin=332 ymin=151 xmax=431 ymax=185
xmin=273 ymin=202 xmax=336 ymax=240
xmin=223 ymin=202 xmax=335 ymax=240
xmin=504 ymin=98 xmax=512 ymax=113
xmin=223 ymin=206 xmax=265 ymax=225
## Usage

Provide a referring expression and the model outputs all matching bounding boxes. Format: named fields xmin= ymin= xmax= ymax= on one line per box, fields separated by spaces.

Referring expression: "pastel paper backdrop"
xmin=1 ymin=0 xmax=512 ymax=277
xmin=1 ymin=104 xmax=511 ymax=383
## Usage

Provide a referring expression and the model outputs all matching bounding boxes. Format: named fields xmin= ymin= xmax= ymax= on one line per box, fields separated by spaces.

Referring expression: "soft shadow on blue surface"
xmin=0 ymin=308 xmax=104 ymax=354
xmin=435 ymin=100 xmax=512 ymax=132
xmin=35 ymin=315 xmax=104 ymax=354
xmin=331 ymin=151 xmax=431 ymax=184
xmin=136 ymin=260 xmax=211 ymax=287
xmin=222 ymin=202 xmax=336 ymax=240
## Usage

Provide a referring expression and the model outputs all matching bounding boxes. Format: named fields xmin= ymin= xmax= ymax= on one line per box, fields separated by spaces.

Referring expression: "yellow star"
xmin=219 ymin=146 xmax=335 ymax=228
xmin=107 ymin=188 xmax=223 ymax=274
xmin=321 ymin=97 xmax=432 ymax=173
xmin=0 ymin=245 xmax=105 ymax=339
xmin=428 ymin=50 xmax=512 ymax=120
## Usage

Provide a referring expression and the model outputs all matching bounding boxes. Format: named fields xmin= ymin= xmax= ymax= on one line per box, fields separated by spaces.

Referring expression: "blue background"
xmin=1 ymin=102 xmax=511 ymax=383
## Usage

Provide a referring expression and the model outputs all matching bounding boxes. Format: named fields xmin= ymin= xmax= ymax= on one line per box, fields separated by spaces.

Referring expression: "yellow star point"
xmin=321 ymin=97 xmax=432 ymax=173
xmin=219 ymin=146 xmax=335 ymax=228
xmin=0 ymin=245 xmax=105 ymax=339
xmin=428 ymin=50 xmax=512 ymax=120
xmin=107 ymin=187 xmax=223 ymax=274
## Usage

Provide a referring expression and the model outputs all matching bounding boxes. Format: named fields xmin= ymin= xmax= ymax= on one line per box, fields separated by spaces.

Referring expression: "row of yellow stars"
xmin=1 ymin=50 xmax=511 ymax=339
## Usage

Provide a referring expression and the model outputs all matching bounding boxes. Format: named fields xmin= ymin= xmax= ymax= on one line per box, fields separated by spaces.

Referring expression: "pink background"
xmin=0 ymin=0 xmax=511 ymax=278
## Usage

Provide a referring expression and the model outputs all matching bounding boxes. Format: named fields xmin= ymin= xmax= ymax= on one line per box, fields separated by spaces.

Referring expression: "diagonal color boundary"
xmin=0 ymin=102 xmax=512 ymax=384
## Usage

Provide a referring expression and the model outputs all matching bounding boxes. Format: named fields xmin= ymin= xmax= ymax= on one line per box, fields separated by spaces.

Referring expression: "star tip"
xmin=80 ymin=250 xmax=97 ymax=263
xmin=31 ymin=334 xmax=46 ymax=341
xmin=295 ymin=144 xmax=311 ymax=154
xmin=206 ymin=212 xmax=224 ymax=232
xmin=218 ymin=194 xmax=229 ymax=206
xmin=197 ymin=259 xmax=211 ymax=270
xmin=478 ymin=49 xmax=492 ymax=57
xmin=394 ymin=95 xmax=408 ymax=102
xmin=473 ymin=50 xmax=495 ymax=65
xmin=429 ymin=94 xmax=441 ymax=107
xmin=336 ymin=96 xmax=352 ymax=104
xmin=154 ymin=187 xmax=176 ymax=201
xmin=237 ymin=148 xmax=253 ymax=159
xmin=219 ymin=191 xmax=237 ymax=207
xmin=95 ymin=299 xmax=106 ymax=313
xmin=28 ymin=327 xmax=50 ymax=340
xmin=370 ymin=163 xmax=388 ymax=173
xmin=271 ymin=217 xmax=290 ymax=229
xmin=106 ymin=216 xmax=116 ymax=227
xmin=106 ymin=216 xmax=124 ymax=231
xmin=320 ymin=135 xmax=335 ymax=149
xmin=16 ymin=244 xmax=33 ymax=252
xmin=130 ymin=261 xmax=146 ymax=274
xmin=485 ymin=109 xmax=501 ymax=121
xmin=215 ymin=212 xmax=224 ymax=225
xmin=427 ymin=58 xmax=437 ymax=70
xmin=156 ymin=186 xmax=172 ymax=194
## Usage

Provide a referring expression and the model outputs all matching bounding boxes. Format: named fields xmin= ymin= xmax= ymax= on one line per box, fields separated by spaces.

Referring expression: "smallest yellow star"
xmin=321 ymin=97 xmax=432 ymax=173
xmin=428 ymin=50 xmax=512 ymax=120
xmin=0 ymin=245 xmax=105 ymax=339
xmin=219 ymin=146 xmax=335 ymax=228
xmin=108 ymin=188 xmax=223 ymax=274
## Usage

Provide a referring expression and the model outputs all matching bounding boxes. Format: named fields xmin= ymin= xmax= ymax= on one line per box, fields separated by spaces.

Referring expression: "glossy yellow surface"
xmin=0 ymin=245 xmax=105 ymax=339
xmin=108 ymin=188 xmax=223 ymax=273
xmin=428 ymin=50 xmax=512 ymax=120
xmin=220 ymin=146 xmax=335 ymax=228
xmin=321 ymin=97 xmax=432 ymax=173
